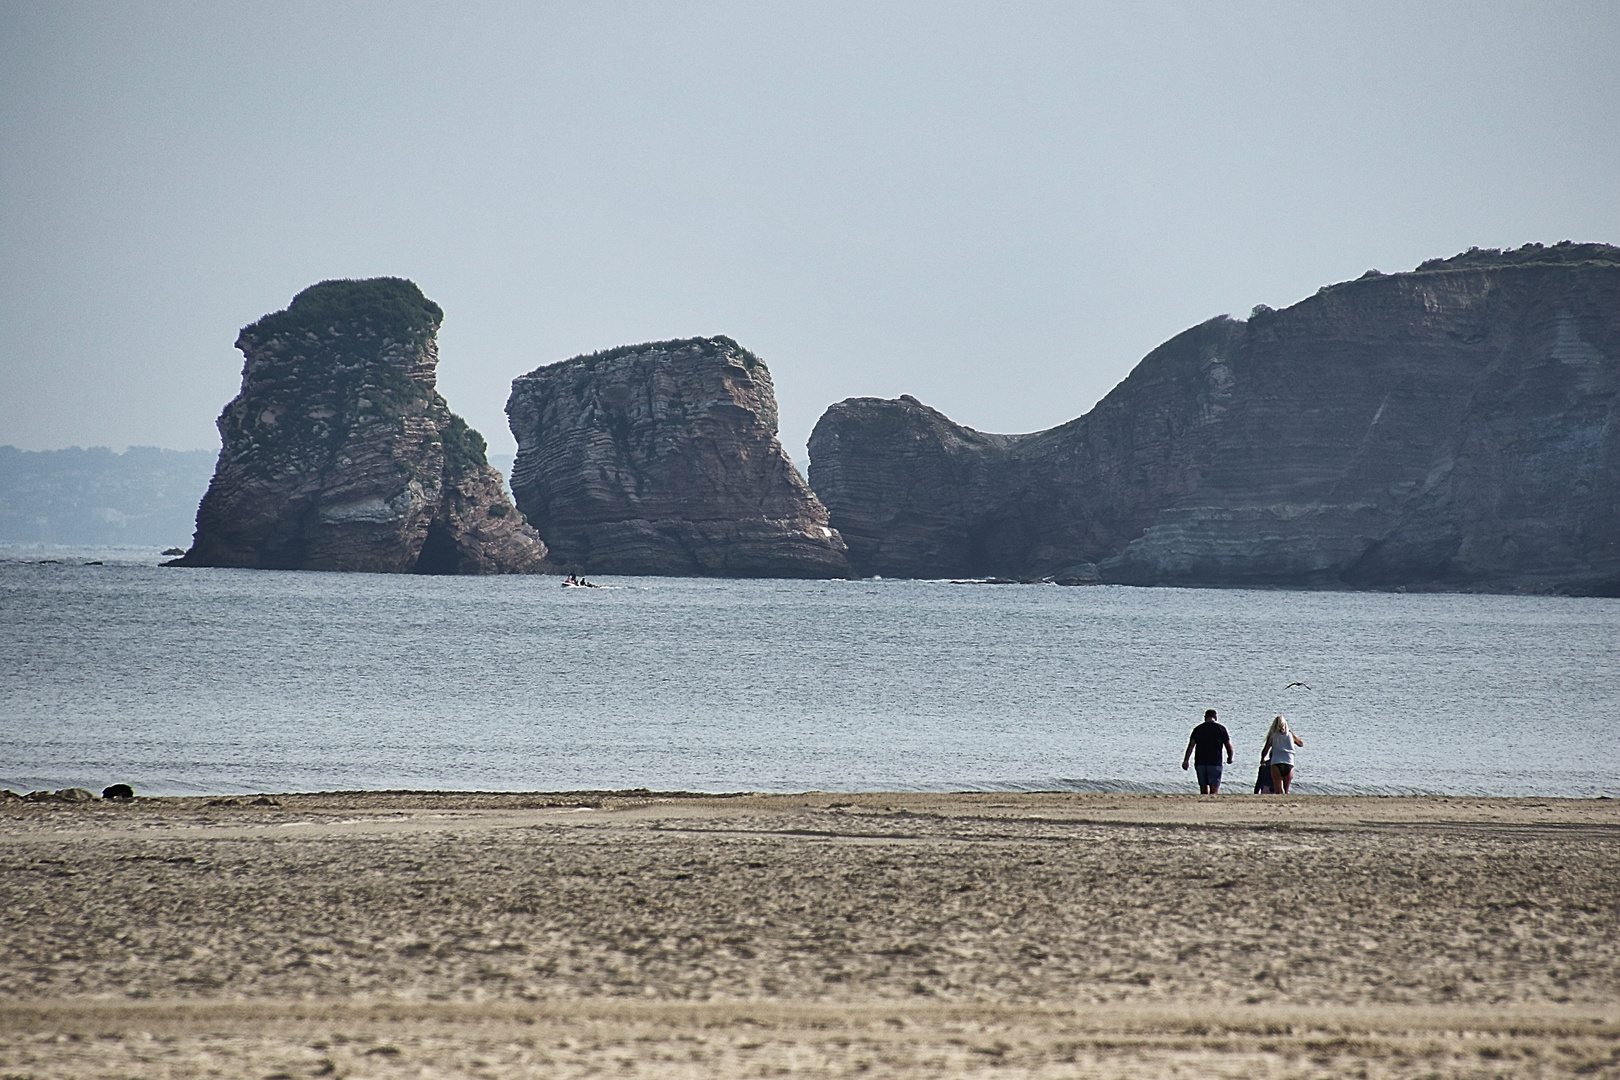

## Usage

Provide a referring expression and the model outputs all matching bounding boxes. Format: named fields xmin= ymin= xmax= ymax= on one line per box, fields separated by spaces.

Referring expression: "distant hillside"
xmin=0 ymin=446 xmax=216 ymax=547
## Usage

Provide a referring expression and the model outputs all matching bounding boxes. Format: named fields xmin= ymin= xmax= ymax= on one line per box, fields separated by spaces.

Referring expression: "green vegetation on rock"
xmin=241 ymin=278 xmax=444 ymax=349
xmin=1321 ymin=242 xmax=1620 ymax=300
xmin=1414 ymin=241 xmax=1620 ymax=273
xmin=551 ymin=335 xmax=762 ymax=375
xmin=438 ymin=411 xmax=489 ymax=478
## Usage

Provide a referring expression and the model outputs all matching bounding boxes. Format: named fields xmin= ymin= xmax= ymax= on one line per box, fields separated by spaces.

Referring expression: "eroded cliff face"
xmin=506 ymin=337 xmax=850 ymax=577
xmin=809 ymin=317 xmax=1245 ymax=580
xmin=169 ymin=278 xmax=550 ymax=574
xmin=809 ymin=243 xmax=1620 ymax=594
xmin=804 ymin=395 xmax=1017 ymax=579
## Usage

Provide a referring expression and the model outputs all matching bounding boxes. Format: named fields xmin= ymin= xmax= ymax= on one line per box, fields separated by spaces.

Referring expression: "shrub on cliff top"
xmin=1414 ymin=241 xmax=1620 ymax=273
xmin=242 ymin=278 xmax=444 ymax=346
xmin=550 ymin=335 xmax=762 ymax=374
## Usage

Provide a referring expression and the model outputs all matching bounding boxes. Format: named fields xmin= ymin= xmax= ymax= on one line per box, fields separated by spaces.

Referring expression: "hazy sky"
xmin=3 ymin=2 xmax=1617 ymax=460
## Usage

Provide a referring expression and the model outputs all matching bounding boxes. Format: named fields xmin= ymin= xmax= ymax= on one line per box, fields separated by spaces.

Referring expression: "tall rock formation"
xmin=168 ymin=278 xmax=550 ymax=574
xmin=506 ymin=337 xmax=850 ymax=577
xmin=809 ymin=243 xmax=1620 ymax=594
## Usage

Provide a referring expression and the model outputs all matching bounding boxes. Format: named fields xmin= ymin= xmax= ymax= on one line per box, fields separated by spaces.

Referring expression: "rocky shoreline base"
xmin=4 ymin=792 xmax=1617 ymax=1078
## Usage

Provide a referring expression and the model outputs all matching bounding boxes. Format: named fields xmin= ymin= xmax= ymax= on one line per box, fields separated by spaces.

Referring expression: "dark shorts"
xmin=1194 ymin=764 xmax=1223 ymax=788
xmin=1271 ymin=762 xmax=1293 ymax=778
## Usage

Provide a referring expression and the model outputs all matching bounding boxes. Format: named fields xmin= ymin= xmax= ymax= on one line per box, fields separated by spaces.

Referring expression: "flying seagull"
xmin=1285 ymin=681 xmax=1312 ymax=690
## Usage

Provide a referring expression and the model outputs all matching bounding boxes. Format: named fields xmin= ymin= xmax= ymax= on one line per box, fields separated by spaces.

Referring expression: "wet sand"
xmin=3 ymin=791 xmax=1618 ymax=1078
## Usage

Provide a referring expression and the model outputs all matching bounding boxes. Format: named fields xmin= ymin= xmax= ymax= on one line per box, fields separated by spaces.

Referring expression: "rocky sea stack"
xmin=168 ymin=278 xmax=549 ymax=573
xmin=810 ymin=242 xmax=1620 ymax=594
xmin=506 ymin=336 xmax=849 ymax=577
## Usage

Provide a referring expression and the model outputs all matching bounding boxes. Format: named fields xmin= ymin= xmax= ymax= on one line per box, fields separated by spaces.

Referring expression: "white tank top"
xmin=1269 ymin=728 xmax=1295 ymax=765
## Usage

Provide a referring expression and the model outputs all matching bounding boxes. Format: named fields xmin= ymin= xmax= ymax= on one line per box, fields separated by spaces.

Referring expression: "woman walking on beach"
xmin=1264 ymin=715 xmax=1304 ymax=794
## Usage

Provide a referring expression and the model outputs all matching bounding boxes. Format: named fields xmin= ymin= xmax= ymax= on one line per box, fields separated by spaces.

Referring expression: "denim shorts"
xmin=1194 ymin=764 xmax=1223 ymax=788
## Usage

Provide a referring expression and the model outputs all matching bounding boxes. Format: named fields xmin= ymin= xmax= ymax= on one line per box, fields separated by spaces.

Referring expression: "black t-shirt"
xmin=1189 ymin=720 xmax=1230 ymax=765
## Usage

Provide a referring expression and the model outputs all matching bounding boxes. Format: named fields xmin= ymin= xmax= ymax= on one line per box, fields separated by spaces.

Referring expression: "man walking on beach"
xmin=1182 ymin=708 xmax=1234 ymax=794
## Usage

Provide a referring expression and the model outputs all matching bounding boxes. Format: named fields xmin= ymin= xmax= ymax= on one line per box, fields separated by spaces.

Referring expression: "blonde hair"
xmin=1267 ymin=715 xmax=1289 ymax=738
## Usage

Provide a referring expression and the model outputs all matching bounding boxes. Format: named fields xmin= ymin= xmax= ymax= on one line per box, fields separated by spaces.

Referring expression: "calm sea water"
xmin=3 ymin=546 xmax=1617 ymax=797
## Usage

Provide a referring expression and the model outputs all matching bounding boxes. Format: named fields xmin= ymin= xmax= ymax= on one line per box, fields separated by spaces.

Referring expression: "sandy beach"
xmin=3 ymin=790 xmax=1618 ymax=1078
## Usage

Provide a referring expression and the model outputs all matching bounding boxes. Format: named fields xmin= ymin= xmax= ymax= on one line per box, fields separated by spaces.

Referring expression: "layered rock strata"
xmin=809 ymin=243 xmax=1620 ymax=594
xmin=506 ymin=337 xmax=849 ymax=577
xmin=169 ymin=278 xmax=549 ymax=574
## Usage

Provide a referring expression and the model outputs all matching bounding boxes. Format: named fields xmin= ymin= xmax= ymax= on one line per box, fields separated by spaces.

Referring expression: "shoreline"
xmin=6 ymin=787 xmax=1617 ymax=814
xmin=9 ymin=780 xmax=1613 ymax=800
xmin=6 ymin=792 xmax=1618 ymax=1077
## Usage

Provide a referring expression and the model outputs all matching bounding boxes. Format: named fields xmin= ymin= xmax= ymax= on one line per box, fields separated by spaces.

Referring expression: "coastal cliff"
xmin=506 ymin=337 xmax=850 ymax=577
xmin=169 ymin=278 xmax=549 ymax=574
xmin=809 ymin=243 xmax=1620 ymax=594
xmin=809 ymin=317 xmax=1244 ymax=580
